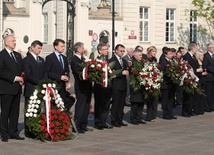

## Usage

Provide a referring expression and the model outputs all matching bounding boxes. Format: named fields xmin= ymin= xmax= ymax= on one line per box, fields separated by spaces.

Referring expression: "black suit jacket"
xmin=108 ymin=55 xmax=128 ymax=91
xmin=183 ymin=52 xmax=200 ymax=77
xmin=159 ymin=57 xmax=172 ymax=89
xmin=70 ymin=55 xmax=92 ymax=94
xmin=45 ymin=52 xmax=69 ymax=94
xmin=0 ymin=49 xmax=23 ymax=95
xmin=23 ymin=53 xmax=46 ymax=97
xmin=203 ymin=52 xmax=214 ymax=82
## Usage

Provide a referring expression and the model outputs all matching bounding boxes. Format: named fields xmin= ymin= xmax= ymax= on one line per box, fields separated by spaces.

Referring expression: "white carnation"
xmin=52 ymin=83 xmax=56 ymax=88
xmin=48 ymin=83 xmax=52 ymax=87
xmin=36 ymin=100 xmax=41 ymax=104
xmin=31 ymin=104 xmax=35 ymax=108
xmin=43 ymin=96 xmax=46 ymax=100
xmin=41 ymin=90 xmax=46 ymax=94
xmin=26 ymin=113 xmax=30 ymax=117
xmin=30 ymin=96 xmax=34 ymax=100
xmin=34 ymin=109 xmax=38 ymax=113
xmin=27 ymin=109 xmax=31 ymax=112
xmin=33 ymin=114 xmax=37 ymax=117
xmin=35 ymin=104 xmax=39 ymax=108
xmin=42 ymin=84 xmax=47 ymax=88
xmin=109 ymin=69 xmax=113 ymax=74
xmin=29 ymin=100 xmax=33 ymax=104
xmin=55 ymin=90 xmax=58 ymax=94
xmin=91 ymin=64 xmax=95 ymax=68
xmin=97 ymin=64 xmax=101 ymax=67
xmin=102 ymin=68 xmax=106 ymax=72
xmin=29 ymin=113 xmax=33 ymax=117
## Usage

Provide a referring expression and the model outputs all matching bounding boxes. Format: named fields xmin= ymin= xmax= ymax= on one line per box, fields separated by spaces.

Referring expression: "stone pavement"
xmin=1 ymin=99 xmax=214 ymax=155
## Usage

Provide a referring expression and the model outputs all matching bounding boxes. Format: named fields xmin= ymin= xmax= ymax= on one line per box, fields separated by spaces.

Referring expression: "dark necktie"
xmin=58 ymin=54 xmax=64 ymax=69
xmin=119 ymin=58 xmax=123 ymax=67
xmin=10 ymin=52 xmax=17 ymax=62
xmin=36 ymin=56 xmax=40 ymax=64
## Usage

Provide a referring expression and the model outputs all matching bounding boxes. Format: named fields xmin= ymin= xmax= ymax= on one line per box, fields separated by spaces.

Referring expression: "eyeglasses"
xmin=119 ymin=50 xmax=125 ymax=52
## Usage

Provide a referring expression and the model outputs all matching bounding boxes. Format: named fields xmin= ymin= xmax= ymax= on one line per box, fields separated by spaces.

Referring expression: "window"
xmin=139 ymin=7 xmax=149 ymax=42
xmin=190 ymin=10 xmax=198 ymax=42
xmin=43 ymin=13 xmax=48 ymax=43
xmin=3 ymin=0 xmax=15 ymax=2
xmin=166 ymin=9 xmax=175 ymax=42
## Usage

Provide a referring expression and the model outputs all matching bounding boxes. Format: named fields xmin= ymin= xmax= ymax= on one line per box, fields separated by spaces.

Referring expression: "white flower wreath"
xmin=25 ymin=83 xmax=65 ymax=118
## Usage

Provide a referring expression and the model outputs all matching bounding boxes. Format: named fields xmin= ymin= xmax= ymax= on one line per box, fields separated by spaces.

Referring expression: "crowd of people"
xmin=0 ymin=35 xmax=213 ymax=142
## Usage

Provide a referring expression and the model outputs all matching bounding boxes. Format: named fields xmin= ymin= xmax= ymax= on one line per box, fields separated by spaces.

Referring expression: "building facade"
xmin=0 ymin=0 xmax=212 ymax=58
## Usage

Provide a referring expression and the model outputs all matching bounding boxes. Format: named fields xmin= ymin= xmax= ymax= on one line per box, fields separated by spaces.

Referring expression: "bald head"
xmin=4 ymin=35 xmax=16 ymax=51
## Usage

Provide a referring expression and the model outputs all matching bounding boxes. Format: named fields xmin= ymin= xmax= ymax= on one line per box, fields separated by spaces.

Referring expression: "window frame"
xmin=139 ymin=6 xmax=150 ymax=43
xmin=165 ymin=8 xmax=176 ymax=43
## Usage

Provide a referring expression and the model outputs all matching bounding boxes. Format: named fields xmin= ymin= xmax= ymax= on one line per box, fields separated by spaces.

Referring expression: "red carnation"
xmin=54 ymin=136 xmax=59 ymax=141
xmin=56 ymin=109 xmax=61 ymax=115
xmin=60 ymin=129 xmax=65 ymax=134
xmin=41 ymin=114 xmax=46 ymax=120
xmin=50 ymin=123 xmax=55 ymax=128
xmin=153 ymin=72 xmax=158 ymax=77
xmin=55 ymin=129 xmax=59 ymax=133
xmin=148 ymin=89 xmax=153 ymax=94
xmin=40 ymin=125 xmax=45 ymax=131
xmin=134 ymin=70 xmax=139 ymax=75
xmin=145 ymin=83 xmax=150 ymax=87
xmin=62 ymin=112 xmax=66 ymax=116
xmin=50 ymin=129 xmax=54 ymax=135
xmin=60 ymin=135 xmax=65 ymax=140
xmin=51 ymin=109 xmax=55 ymax=115
xmin=141 ymin=75 xmax=147 ymax=78
xmin=45 ymin=133 xmax=49 ymax=138
xmin=96 ymin=66 xmax=101 ymax=71
xmin=65 ymin=132 xmax=69 ymax=136
xmin=55 ymin=121 xmax=60 ymax=127
xmin=59 ymin=115 xmax=64 ymax=120
xmin=40 ymin=120 xmax=45 ymax=126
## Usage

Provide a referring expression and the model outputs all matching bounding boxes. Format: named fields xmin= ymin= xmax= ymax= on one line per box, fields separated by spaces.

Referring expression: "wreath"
xmin=25 ymin=80 xmax=74 ymax=142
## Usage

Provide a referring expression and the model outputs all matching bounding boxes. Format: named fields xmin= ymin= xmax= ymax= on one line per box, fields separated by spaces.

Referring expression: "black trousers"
xmin=130 ymin=102 xmax=144 ymax=123
xmin=74 ymin=83 xmax=92 ymax=128
xmin=0 ymin=93 xmax=21 ymax=138
xmin=94 ymin=84 xmax=111 ymax=126
xmin=111 ymin=90 xmax=126 ymax=124
xmin=146 ymin=98 xmax=158 ymax=121
xmin=182 ymin=92 xmax=194 ymax=116
xmin=205 ymin=81 xmax=214 ymax=110
xmin=161 ymin=89 xmax=174 ymax=118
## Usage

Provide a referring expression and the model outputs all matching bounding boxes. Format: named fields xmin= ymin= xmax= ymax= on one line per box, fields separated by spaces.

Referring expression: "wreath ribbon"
xmin=45 ymin=86 xmax=56 ymax=140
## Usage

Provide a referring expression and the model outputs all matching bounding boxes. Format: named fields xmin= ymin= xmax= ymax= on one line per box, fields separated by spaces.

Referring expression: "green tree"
xmin=192 ymin=0 xmax=214 ymax=40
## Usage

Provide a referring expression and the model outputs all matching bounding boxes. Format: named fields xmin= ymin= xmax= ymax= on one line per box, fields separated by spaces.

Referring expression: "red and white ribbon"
xmin=45 ymin=86 xmax=55 ymax=140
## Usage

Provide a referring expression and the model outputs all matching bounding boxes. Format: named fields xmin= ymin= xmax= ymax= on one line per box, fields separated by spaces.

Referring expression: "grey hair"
xmin=73 ymin=42 xmax=84 ymax=53
xmin=188 ymin=42 xmax=197 ymax=51
xmin=133 ymin=49 xmax=142 ymax=55
xmin=207 ymin=42 xmax=214 ymax=48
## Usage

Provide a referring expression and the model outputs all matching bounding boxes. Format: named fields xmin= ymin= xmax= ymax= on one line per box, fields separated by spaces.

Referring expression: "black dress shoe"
xmin=1 ymin=137 xmax=8 ymax=142
xmin=131 ymin=122 xmax=139 ymax=125
xmin=182 ymin=114 xmax=190 ymax=117
xmin=72 ymin=127 xmax=85 ymax=134
xmin=205 ymin=109 xmax=212 ymax=112
xmin=81 ymin=127 xmax=93 ymax=132
xmin=111 ymin=122 xmax=121 ymax=127
xmin=138 ymin=120 xmax=147 ymax=124
xmin=163 ymin=116 xmax=172 ymax=120
xmin=10 ymin=135 xmax=25 ymax=140
xmin=171 ymin=116 xmax=177 ymax=119
xmin=103 ymin=123 xmax=113 ymax=129
xmin=118 ymin=122 xmax=128 ymax=126
xmin=95 ymin=125 xmax=104 ymax=130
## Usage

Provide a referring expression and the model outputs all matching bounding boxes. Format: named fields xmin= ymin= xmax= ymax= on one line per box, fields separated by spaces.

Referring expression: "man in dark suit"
xmin=159 ymin=48 xmax=177 ymax=120
xmin=70 ymin=42 xmax=93 ymax=133
xmin=135 ymin=45 xmax=148 ymax=60
xmin=183 ymin=43 xmax=203 ymax=116
xmin=23 ymin=40 xmax=46 ymax=137
xmin=123 ymin=48 xmax=134 ymax=107
xmin=45 ymin=39 xmax=72 ymax=111
xmin=130 ymin=49 xmax=146 ymax=125
xmin=203 ymin=43 xmax=214 ymax=112
xmin=0 ymin=35 xmax=25 ymax=142
xmin=108 ymin=44 xmax=129 ymax=127
xmin=94 ymin=43 xmax=113 ymax=130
